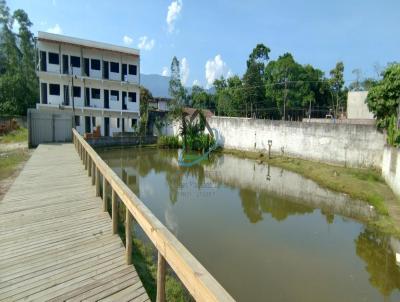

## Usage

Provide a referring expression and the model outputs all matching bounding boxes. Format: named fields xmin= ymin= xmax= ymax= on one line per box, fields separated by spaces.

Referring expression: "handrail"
xmin=72 ymin=129 xmax=234 ymax=302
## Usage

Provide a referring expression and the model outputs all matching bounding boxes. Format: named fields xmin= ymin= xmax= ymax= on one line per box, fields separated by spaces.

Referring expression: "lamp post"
xmin=268 ymin=140 xmax=272 ymax=159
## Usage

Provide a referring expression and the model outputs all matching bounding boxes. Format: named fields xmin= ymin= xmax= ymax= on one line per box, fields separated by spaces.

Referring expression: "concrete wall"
xmin=347 ymin=91 xmax=374 ymax=120
xmin=207 ymin=117 xmax=385 ymax=168
xmin=382 ymin=146 xmax=400 ymax=197
xmin=86 ymin=135 xmax=157 ymax=148
xmin=162 ymin=116 xmax=385 ymax=168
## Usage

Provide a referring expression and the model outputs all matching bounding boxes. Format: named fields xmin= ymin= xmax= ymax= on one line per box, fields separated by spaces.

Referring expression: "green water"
xmin=98 ymin=147 xmax=400 ymax=302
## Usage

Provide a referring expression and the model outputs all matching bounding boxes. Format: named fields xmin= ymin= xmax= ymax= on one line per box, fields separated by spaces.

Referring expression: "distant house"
xmin=347 ymin=91 xmax=374 ymax=120
xmin=149 ymin=97 xmax=171 ymax=111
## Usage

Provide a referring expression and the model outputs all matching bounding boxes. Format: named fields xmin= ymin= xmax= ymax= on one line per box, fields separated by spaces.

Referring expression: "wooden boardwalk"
xmin=0 ymin=144 xmax=149 ymax=302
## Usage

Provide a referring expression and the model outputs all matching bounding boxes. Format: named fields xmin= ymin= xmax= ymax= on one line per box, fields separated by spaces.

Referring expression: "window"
xmin=73 ymin=86 xmax=81 ymax=98
xmin=48 ymin=52 xmax=59 ymax=65
xmin=110 ymin=62 xmax=119 ymax=73
xmin=92 ymin=117 xmax=96 ymax=127
xmin=74 ymin=116 xmax=80 ymax=126
xmin=131 ymin=118 xmax=137 ymax=128
xmin=128 ymin=65 xmax=137 ymax=75
xmin=91 ymin=59 xmax=100 ymax=70
xmin=91 ymin=88 xmax=100 ymax=99
xmin=128 ymin=92 xmax=136 ymax=102
xmin=49 ymin=84 xmax=60 ymax=95
xmin=117 ymin=118 xmax=120 ymax=128
xmin=110 ymin=90 xmax=119 ymax=101
xmin=70 ymin=56 xmax=80 ymax=68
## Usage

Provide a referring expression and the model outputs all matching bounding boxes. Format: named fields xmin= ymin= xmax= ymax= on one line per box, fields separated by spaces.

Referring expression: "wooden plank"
xmin=0 ymin=143 xmax=149 ymax=302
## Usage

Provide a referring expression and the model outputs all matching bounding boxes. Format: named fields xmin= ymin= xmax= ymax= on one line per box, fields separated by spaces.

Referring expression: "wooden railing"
xmin=72 ymin=129 xmax=234 ymax=302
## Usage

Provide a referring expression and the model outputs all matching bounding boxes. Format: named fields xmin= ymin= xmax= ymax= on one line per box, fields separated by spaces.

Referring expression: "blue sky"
xmin=7 ymin=0 xmax=400 ymax=87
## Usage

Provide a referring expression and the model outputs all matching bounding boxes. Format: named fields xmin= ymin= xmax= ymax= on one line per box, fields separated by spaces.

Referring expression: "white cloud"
xmin=161 ymin=66 xmax=169 ymax=77
xmin=122 ymin=35 xmax=133 ymax=46
xmin=137 ymin=36 xmax=155 ymax=51
xmin=166 ymin=0 xmax=183 ymax=33
xmin=47 ymin=24 xmax=62 ymax=34
xmin=192 ymin=80 xmax=200 ymax=86
xmin=180 ymin=57 xmax=189 ymax=86
xmin=205 ymin=54 xmax=232 ymax=88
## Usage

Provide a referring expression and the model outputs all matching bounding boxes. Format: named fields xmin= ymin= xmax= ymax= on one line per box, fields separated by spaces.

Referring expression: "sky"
xmin=7 ymin=0 xmax=400 ymax=88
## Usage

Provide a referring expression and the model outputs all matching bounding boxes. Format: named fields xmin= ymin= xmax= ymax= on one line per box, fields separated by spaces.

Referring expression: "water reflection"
xmin=98 ymin=147 xmax=400 ymax=302
xmin=356 ymin=228 xmax=400 ymax=297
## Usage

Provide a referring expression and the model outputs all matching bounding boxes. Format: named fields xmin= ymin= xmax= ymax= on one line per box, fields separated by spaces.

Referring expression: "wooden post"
xmin=125 ymin=210 xmax=132 ymax=265
xmin=95 ymin=168 xmax=100 ymax=196
xmin=88 ymin=157 xmax=91 ymax=177
xmin=85 ymin=151 xmax=88 ymax=170
xmin=91 ymin=162 xmax=95 ymax=185
xmin=112 ymin=189 xmax=117 ymax=234
xmin=156 ymin=251 xmax=166 ymax=302
xmin=102 ymin=177 xmax=107 ymax=212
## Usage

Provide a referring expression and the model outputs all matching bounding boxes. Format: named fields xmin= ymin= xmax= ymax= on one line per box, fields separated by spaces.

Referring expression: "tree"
xmin=0 ymin=0 xmax=37 ymax=115
xmin=264 ymin=53 xmax=327 ymax=120
xmin=213 ymin=75 xmax=243 ymax=117
xmin=139 ymin=86 xmax=152 ymax=135
xmin=366 ymin=63 xmax=400 ymax=146
xmin=168 ymin=56 xmax=186 ymax=117
xmin=329 ymin=61 xmax=346 ymax=116
xmin=190 ymin=85 xmax=214 ymax=110
xmin=242 ymin=44 xmax=270 ymax=117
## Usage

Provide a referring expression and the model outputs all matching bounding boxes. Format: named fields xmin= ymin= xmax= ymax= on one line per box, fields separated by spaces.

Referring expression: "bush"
xmin=158 ymin=135 xmax=181 ymax=149
xmin=387 ymin=115 xmax=400 ymax=147
xmin=185 ymin=133 xmax=215 ymax=152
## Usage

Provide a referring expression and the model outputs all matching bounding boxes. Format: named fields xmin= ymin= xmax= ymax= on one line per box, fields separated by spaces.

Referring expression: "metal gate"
xmin=28 ymin=109 xmax=73 ymax=147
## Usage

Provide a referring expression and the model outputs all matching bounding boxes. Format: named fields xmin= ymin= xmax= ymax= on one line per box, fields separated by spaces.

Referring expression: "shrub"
xmin=158 ymin=135 xmax=181 ymax=149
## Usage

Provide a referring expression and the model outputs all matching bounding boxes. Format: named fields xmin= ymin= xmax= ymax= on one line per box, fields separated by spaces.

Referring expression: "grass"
xmin=0 ymin=127 xmax=28 ymax=144
xmin=112 ymin=201 xmax=192 ymax=302
xmin=219 ymin=148 xmax=400 ymax=235
xmin=130 ymin=238 xmax=193 ymax=302
xmin=0 ymin=149 xmax=30 ymax=181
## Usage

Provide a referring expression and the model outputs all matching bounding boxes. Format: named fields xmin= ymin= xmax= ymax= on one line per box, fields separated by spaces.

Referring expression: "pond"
xmin=98 ymin=147 xmax=400 ymax=302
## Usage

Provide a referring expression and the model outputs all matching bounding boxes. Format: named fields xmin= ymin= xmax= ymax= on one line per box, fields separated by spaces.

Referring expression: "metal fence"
xmin=28 ymin=109 xmax=73 ymax=147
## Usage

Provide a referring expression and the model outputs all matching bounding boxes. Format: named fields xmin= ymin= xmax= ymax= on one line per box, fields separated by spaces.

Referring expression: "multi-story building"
xmin=36 ymin=31 xmax=140 ymax=136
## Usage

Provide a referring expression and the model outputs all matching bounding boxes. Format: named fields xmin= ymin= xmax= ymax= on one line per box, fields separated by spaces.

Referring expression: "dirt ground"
xmin=0 ymin=142 xmax=31 ymax=202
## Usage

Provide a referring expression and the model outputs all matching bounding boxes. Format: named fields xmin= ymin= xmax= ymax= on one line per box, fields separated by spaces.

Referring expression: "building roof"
xmin=183 ymin=107 xmax=213 ymax=118
xmin=37 ymin=31 xmax=140 ymax=57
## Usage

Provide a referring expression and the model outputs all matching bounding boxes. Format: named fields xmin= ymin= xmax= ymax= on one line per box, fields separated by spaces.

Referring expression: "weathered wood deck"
xmin=0 ymin=144 xmax=149 ymax=302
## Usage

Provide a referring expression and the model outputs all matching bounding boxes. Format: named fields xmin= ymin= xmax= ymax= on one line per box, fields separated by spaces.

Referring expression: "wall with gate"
xmin=28 ymin=109 xmax=73 ymax=147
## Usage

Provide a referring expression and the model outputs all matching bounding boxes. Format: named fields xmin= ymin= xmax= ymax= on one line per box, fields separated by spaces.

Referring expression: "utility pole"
xmin=283 ymin=77 xmax=288 ymax=121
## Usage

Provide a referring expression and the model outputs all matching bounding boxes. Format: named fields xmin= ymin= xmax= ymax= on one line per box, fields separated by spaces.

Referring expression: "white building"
xmin=36 ymin=31 xmax=140 ymax=136
xmin=347 ymin=91 xmax=374 ymax=120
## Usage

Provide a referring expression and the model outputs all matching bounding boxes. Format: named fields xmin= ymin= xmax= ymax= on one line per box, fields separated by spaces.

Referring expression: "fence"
xmin=27 ymin=109 xmax=73 ymax=147
xmin=72 ymin=129 xmax=234 ymax=302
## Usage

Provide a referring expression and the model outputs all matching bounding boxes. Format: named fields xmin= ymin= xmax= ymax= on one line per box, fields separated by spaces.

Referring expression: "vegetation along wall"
xmin=208 ymin=117 xmax=385 ymax=168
